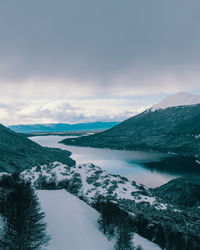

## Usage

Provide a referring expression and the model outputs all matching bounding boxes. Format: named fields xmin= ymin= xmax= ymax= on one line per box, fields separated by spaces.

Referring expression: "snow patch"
xmin=151 ymin=92 xmax=200 ymax=111
xmin=133 ymin=233 xmax=162 ymax=250
xmin=22 ymin=162 xmax=170 ymax=211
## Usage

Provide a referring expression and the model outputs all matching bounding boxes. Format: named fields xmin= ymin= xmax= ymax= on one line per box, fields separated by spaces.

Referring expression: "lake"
xmin=30 ymin=135 xmax=200 ymax=188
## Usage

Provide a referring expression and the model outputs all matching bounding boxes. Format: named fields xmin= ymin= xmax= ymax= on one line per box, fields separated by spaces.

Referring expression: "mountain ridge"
xmin=61 ymin=103 xmax=200 ymax=159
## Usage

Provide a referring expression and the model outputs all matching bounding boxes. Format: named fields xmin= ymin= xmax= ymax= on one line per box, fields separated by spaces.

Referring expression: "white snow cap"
xmin=151 ymin=92 xmax=200 ymax=111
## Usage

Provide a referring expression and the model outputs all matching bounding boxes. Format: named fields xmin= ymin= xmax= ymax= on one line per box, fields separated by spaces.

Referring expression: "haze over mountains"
xmin=61 ymin=93 xmax=200 ymax=159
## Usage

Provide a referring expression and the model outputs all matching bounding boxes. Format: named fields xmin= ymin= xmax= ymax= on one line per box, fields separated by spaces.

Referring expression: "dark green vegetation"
xmin=94 ymin=199 xmax=135 ymax=250
xmin=0 ymin=124 xmax=75 ymax=172
xmin=94 ymin=184 xmax=200 ymax=250
xmin=61 ymin=104 xmax=200 ymax=158
xmin=117 ymin=199 xmax=200 ymax=250
xmin=8 ymin=121 xmax=119 ymax=133
xmin=132 ymin=176 xmax=200 ymax=249
xmin=0 ymin=173 xmax=50 ymax=250
xmin=154 ymin=176 xmax=200 ymax=207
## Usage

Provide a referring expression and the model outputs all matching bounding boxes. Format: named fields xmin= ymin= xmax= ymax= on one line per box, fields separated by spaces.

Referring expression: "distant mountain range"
xmin=0 ymin=124 xmax=75 ymax=172
xmin=8 ymin=122 xmax=119 ymax=133
xmin=61 ymin=93 xmax=200 ymax=159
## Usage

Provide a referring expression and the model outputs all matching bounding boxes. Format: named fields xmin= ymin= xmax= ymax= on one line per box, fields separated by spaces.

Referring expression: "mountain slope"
xmin=38 ymin=190 xmax=161 ymax=250
xmin=61 ymin=103 xmax=200 ymax=158
xmin=8 ymin=122 xmax=119 ymax=133
xmin=21 ymin=161 xmax=200 ymax=249
xmin=0 ymin=124 xmax=75 ymax=172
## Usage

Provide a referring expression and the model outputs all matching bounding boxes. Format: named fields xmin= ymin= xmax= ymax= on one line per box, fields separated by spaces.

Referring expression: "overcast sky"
xmin=0 ymin=0 xmax=200 ymax=125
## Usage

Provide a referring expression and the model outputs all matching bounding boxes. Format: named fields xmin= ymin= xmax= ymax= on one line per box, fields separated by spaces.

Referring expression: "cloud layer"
xmin=0 ymin=98 xmax=152 ymax=125
xmin=0 ymin=1 xmax=200 ymax=124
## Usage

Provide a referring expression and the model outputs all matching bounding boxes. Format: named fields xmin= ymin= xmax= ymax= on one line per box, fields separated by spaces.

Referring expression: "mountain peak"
xmin=151 ymin=92 xmax=200 ymax=111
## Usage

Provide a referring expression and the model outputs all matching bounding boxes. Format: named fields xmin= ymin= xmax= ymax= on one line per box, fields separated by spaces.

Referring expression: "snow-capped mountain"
xmin=151 ymin=92 xmax=200 ymax=111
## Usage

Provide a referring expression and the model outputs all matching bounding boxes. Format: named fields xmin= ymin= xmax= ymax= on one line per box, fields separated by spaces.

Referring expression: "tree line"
xmin=93 ymin=196 xmax=142 ymax=250
xmin=93 ymin=196 xmax=200 ymax=250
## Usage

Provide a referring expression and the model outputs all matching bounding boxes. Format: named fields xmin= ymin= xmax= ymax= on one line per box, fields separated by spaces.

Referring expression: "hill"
xmin=153 ymin=175 xmax=200 ymax=207
xmin=61 ymin=103 xmax=200 ymax=158
xmin=0 ymin=124 xmax=75 ymax=172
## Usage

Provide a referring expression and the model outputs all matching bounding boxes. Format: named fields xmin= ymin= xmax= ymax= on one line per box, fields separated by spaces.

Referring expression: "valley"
xmin=0 ymin=94 xmax=200 ymax=249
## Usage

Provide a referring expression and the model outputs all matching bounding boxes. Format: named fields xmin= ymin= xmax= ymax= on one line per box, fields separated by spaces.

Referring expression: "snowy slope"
xmin=151 ymin=92 xmax=200 ymax=111
xmin=38 ymin=190 xmax=162 ymax=250
xmin=22 ymin=162 xmax=169 ymax=210
xmin=38 ymin=190 xmax=114 ymax=250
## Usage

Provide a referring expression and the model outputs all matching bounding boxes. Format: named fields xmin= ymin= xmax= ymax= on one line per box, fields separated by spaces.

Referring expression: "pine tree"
xmin=0 ymin=173 xmax=50 ymax=250
xmin=115 ymin=217 xmax=134 ymax=250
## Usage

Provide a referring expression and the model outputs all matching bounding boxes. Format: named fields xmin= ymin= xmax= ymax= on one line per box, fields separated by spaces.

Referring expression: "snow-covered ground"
xmin=133 ymin=233 xmax=162 ymax=250
xmin=38 ymin=190 xmax=162 ymax=250
xmin=38 ymin=190 xmax=114 ymax=250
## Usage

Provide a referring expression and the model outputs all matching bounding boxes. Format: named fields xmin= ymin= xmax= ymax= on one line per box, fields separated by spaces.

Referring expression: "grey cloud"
xmin=0 ymin=0 xmax=200 ymax=92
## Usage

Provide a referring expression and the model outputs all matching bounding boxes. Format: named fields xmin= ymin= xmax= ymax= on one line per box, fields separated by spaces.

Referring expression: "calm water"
xmin=30 ymin=135 xmax=200 ymax=188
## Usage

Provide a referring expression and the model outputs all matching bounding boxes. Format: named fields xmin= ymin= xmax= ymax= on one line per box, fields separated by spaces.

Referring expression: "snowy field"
xmin=38 ymin=190 xmax=162 ymax=250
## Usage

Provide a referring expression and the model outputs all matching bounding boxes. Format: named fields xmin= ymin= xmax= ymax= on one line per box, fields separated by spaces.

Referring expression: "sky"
xmin=0 ymin=0 xmax=200 ymax=125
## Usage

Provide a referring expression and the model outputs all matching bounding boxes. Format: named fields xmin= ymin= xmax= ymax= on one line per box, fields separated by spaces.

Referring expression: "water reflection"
xmin=30 ymin=135 xmax=200 ymax=188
